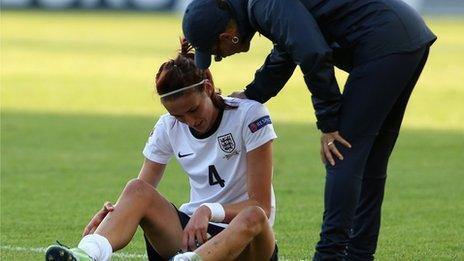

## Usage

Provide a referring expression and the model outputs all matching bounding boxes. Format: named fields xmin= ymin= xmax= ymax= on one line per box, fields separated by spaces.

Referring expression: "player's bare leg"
xmin=46 ymin=178 xmax=184 ymax=261
xmin=193 ymin=206 xmax=275 ymax=261
xmin=94 ymin=178 xmax=184 ymax=258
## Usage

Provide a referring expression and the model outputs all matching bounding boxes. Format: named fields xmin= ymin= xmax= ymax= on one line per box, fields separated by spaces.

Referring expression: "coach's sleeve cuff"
xmin=316 ymin=117 xmax=339 ymax=133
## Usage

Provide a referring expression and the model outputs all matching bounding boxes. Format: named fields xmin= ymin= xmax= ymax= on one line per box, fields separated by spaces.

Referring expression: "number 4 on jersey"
xmin=208 ymin=165 xmax=225 ymax=187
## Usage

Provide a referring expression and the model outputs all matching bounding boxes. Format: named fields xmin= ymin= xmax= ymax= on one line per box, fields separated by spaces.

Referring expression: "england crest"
xmin=218 ymin=133 xmax=236 ymax=153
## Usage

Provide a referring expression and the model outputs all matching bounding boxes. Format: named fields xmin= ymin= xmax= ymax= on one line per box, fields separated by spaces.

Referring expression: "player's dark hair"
xmin=155 ymin=38 xmax=237 ymax=110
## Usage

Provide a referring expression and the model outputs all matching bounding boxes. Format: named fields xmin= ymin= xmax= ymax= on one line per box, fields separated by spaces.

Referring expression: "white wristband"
xmin=200 ymin=203 xmax=225 ymax=223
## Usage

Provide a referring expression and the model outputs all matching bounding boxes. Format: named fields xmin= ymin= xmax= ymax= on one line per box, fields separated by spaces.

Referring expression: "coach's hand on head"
xmin=82 ymin=202 xmax=114 ymax=236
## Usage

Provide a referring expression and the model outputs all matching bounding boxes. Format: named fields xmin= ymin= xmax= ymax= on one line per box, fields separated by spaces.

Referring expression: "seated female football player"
xmin=45 ymin=42 xmax=278 ymax=261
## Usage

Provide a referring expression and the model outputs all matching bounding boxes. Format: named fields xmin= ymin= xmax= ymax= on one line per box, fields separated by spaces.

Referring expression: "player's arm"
xmin=140 ymin=117 xmax=173 ymax=187
xmin=221 ymin=140 xmax=273 ymax=222
xmin=216 ymin=104 xmax=276 ymax=222
xmin=138 ymin=158 xmax=166 ymax=188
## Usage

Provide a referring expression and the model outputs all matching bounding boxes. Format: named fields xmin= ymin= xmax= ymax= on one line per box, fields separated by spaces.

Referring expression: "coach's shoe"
xmin=45 ymin=245 xmax=93 ymax=261
xmin=170 ymin=252 xmax=202 ymax=261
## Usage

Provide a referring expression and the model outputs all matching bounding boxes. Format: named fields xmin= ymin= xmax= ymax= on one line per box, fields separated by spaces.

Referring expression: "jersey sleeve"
xmin=142 ymin=117 xmax=173 ymax=164
xmin=242 ymin=103 xmax=277 ymax=152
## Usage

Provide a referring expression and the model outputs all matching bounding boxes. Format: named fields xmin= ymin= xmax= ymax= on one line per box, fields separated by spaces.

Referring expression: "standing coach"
xmin=182 ymin=0 xmax=436 ymax=259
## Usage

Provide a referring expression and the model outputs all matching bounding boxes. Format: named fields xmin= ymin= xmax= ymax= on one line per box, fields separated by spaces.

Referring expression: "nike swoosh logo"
xmin=178 ymin=152 xmax=194 ymax=158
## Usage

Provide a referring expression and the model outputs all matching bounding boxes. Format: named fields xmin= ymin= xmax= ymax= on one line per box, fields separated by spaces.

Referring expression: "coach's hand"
xmin=229 ymin=91 xmax=248 ymax=99
xmin=321 ymin=131 xmax=351 ymax=166
xmin=82 ymin=202 xmax=115 ymax=236
xmin=182 ymin=206 xmax=211 ymax=251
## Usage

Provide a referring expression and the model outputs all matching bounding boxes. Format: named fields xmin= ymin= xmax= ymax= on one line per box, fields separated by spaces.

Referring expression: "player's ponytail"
xmin=155 ymin=49 xmax=204 ymax=100
xmin=179 ymin=37 xmax=195 ymax=61
xmin=155 ymin=38 xmax=237 ymax=110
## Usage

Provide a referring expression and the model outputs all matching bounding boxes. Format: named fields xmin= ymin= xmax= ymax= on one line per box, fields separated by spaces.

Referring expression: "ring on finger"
xmin=327 ymin=141 xmax=334 ymax=146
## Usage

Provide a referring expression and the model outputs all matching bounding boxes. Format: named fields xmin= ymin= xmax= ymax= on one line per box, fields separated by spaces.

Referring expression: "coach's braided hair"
xmin=155 ymin=38 xmax=236 ymax=110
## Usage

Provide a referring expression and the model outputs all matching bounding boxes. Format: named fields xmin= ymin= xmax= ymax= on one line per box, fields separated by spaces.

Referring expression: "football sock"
xmin=78 ymin=234 xmax=112 ymax=261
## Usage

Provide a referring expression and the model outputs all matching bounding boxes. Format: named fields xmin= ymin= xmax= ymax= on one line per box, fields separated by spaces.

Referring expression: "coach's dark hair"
xmin=155 ymin=39 xmax=236 ymax=110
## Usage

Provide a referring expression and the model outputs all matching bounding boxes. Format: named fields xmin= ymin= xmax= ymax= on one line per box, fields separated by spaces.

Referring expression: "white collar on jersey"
xmin=159 ymin=79 xmax=206 ymax=98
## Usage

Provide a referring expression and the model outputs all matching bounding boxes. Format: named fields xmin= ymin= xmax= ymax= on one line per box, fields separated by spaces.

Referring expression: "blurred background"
xmin=2 ymin=0 xmax=464 ymax=14
xmin=1 ymin=0 xmax=463 ymax=260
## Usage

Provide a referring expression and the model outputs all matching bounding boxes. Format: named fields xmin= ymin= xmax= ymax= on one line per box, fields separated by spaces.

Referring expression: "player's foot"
xmin=171 ymin=251 xmax=202 ymax=261
xmin=45 ymin=245 xmax=93 ymax=261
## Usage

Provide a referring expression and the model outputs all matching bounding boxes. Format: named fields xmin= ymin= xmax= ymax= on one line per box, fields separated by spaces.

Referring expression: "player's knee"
xmin=238 ymin=206 xmax=268 ymax=237
xmin=123 ymin=178 xmax=153 ymax=201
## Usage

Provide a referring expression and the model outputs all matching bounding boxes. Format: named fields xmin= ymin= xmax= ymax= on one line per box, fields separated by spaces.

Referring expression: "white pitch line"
xmin=0 ymin=245 xmax=147 ymax=259
xmin=0 ymin=244 xmax=302 ymax=260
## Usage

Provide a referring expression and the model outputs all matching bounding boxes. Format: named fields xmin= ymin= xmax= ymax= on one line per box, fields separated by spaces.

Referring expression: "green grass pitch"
xmin=1 ymin=10 xmax=464 ymax=260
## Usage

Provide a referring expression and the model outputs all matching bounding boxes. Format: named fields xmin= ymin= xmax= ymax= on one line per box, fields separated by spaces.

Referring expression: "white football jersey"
xmin=143 ymin=97 xmax=277 ymax=226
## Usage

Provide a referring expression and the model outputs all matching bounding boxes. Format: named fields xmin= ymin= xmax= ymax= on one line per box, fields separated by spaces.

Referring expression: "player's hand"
xmin=182 ymin=206 xmax=211 ymax=251
xmin=82 ymin=202 xmax=114 ymax=236
xmin=320 ymin=131 xmax=351 ymax=166
xmin=229 ymin=91 xmax=248 ymax=99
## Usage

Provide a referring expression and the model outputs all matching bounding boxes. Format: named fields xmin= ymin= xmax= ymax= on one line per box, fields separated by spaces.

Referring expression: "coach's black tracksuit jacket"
xmin=224 ymin=0 xmax=436 ymax=260
xmin=226 ymin=0 xmax=436 ymax=133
